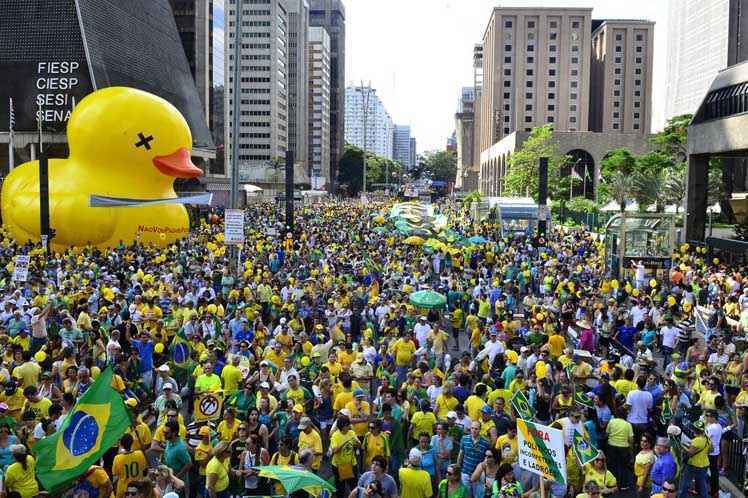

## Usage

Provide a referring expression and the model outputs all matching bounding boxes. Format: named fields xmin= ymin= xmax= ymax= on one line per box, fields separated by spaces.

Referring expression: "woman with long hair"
xmin=469 ymin=446 xmax=499 ymax=498
xmin=240 ymin=434 xmax=270 ymax=496
xmin=437 ymin=464 xmax=468 ymax=498
xmin=4 ymin=444 xmax=38 ymax=498
xmin=634 ymin=433 xmax=655 ymax=498
xmin=583 ymin=451 xmax=618 ymax=496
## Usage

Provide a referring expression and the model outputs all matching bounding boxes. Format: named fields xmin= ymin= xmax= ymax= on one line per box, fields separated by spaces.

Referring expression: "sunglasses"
xmin=125 ymin=491 xmax=138 ymax=497
xmin=663 ymin=487 xmax=676 ymax=492
xmin=239 ymin=427 xmax=248 ymax=431
xmin=446 ymin=471 xmax=455 ymax=476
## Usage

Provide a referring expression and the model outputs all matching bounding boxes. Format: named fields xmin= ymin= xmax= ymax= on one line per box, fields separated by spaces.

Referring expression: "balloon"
xmin=505 ymin=350 xmax=519 ymax=363
xmin=207 ymin=304 xmax=217 ymax=314
xmin=1 ymin=87 xmax=200 ymax=248
xmin=632 ymin=289 xmax=640 ymax=297
xmin=610 ymin=279 xmax=619 ymax=289
xmin=667 ymin=296 xmax=676 ymax=306
xmin=34 ymin=351 xmax=47 ymax=362
xmin=713 ymin=258 xmax=720 ymax=265
xmin=683 ymin=302 xmax=693 ymax=312
xmin=154 ymin=343 xmax=165 ymax=354
xmin=650 ymin=279 xmax=657 ymax=288
xmin=624 ymin=283 xmax=633 ymax=294
xmin=681 ymin=243 xmax=690 ymax=253
xmin=300 ymin=356 xmax=310 ymax=367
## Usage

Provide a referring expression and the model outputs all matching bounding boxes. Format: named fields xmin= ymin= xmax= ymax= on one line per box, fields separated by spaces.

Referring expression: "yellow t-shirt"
xmin=128 ymin=422 xmax=153 ymax=451
xmin=464 ymin=395 xmax=486 ymax=421
xmin=345 ymin=400 xmax=371 ymax=437
xmin=606 ymin=417 xmax=633 ymax=448
xmin=298 ymin=428 xmax=323 ymax=469
xmin=195 ymin=441 xmax=213 ymax=475
xmin=687 ymin=435 xmax=710 ymax=468
xmin=495 ymin=434 xmax=518 ymax=465
xmin=330 ymin=429 xmax=359 ymax=466
xmin=5 ymin=456 xmax=38 ymax=498
xmin=220 ymin=364 xmax=243 ymax=395
xmin=363 ymin=432 xmax=389 ymax=466
xmin=206 ymin=456 xmax=230 ymax=492
xmin=393 ymin=339 xmax=416 ymax=367
xmin=435 ymin=394 xmax=458 ymax=419
xmin=112 ymin=450 xmax=147 ymax=498
xmin=548 ymin=334 xmax=565 ymax=357
xmin=479 ymin=418 xmax=496 ymax=439
xmin=698 ymin=390 xmax=718 ymax=411
xmin=410 ymin=411 xmax=437 ymax=439
xmin=12 ymin=362 xmax=40 ymax=389
xmin=583 ymin=465 xmax=617 ymax=489
xmin=399 ymin=466 xmax=433 ymax=498
xmin=613 ymin=379 xmax=637 ymax=398
xmin=217 ymin=420 xmax=239 ymax=442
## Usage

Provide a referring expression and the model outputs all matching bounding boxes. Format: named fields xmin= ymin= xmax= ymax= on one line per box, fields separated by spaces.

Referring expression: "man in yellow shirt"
xmin=399 ymin=448 xmax=433 ymax=498
xmin=392 ymin=334 xmax=417 ymax=382
xmin=495 ymin=423 xmax=518 ymax=465
xmin=345 ymin=389 xmax=371 ymax=437
xmin=464 ymin=384 xmax=488 ymax=421
xmin=548 ymin=330 xmax=566 ymax=358
xmin=297 ymin=417 xmax=323 ymax=470
xmin=220 ymin=355 xmax=243 ymax=396
xmin=112 ymin=433 xmax=147 ymax=498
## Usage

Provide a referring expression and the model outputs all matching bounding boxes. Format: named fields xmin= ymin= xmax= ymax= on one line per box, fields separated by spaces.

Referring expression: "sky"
xmin=344 ymin=0 xmax=670 ymax=153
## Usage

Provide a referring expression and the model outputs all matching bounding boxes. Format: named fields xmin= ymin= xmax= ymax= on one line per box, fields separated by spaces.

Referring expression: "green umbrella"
xmin=255 ymin=465 xmax=335 ymax=497
xmin=372 ymin=226 xmax=388 ymax=234
xmin=409 ymin=290 xmax=447 ymax=309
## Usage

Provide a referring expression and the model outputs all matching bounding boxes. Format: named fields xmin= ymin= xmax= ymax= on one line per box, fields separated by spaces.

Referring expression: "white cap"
xmin=520 ymin=346 xmax=529 ymax=353
xmin=163 ymin=382 xmax=173 ymax=391
xmin=446 ymin=411 xmax=457 ymax=420
xmin=408 ymin=448 xmax=422 ymax=464
xmin=260 ymin=382 xmax=270 ymax=389
xmin=158 ymin=364 xmax=170 ymax=372
xmin=280 ymin=317 xmax=287 ymax=325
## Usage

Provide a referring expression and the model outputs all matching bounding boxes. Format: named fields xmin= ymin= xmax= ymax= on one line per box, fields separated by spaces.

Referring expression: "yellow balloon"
xmin=713 ymin=258 xmax=720 ymax=265
xmin=300 ymin=356 xmax=310 ymax=367
xmin=154 ymin=343 xmax=165 ymax=354
xmin=649 ymin=279 xmax=657 ymax=288
xmin=667 ymin=296 xmax=676 ymax=306
xmin=632 ymin=289 xmax=640 ymax=297
xmin=624 ymin=284 xmax=633 ymax=294
xmin=683 ymin=302 xmax=693 ymax=312
xmin=1 ymin=87 xmax=198 ymax=248
xmin=207 ymin=304 xmax=217 ymax=314
xmin=681 ymin=243 xmax=690 ymax=253
xmin=610 ymin=279 xmax=619 ymax=289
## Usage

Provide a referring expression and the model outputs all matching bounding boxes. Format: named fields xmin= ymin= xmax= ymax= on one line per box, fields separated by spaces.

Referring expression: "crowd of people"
xmin=0 ymin=199 xmax=744 ymax=498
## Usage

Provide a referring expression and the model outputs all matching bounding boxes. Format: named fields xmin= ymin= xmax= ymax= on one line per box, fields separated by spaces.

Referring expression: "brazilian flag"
xmin=33 ymin=367 xmax=131 ymax=493
xmin=573 ymin=385 xmax=594 ymax=409
xmin=572 ymin=430 xmax=598 ymax=466
xmin=170 ymin=328 xmax=192 ymax=368
xmin=511 ymin=390 xmax=535 ymax=420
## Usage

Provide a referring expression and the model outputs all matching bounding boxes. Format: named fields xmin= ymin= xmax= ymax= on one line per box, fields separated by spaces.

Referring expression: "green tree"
xmin=420 ymin=150 xmax=457 ymax=182
xmin=504 ymin=125 xmax=568 ymax=201
xmin=664 ymin=168 xmax=687 ymax=213
xmin=600 ymin=148 xmax=638 ymax=180
xmin=650 ymin=114 xmax=691 ymax=166
xmin=337 ymin=144 xmax=402 ymax=195
xmin=603 ymin=171 xmax=634 ymax=212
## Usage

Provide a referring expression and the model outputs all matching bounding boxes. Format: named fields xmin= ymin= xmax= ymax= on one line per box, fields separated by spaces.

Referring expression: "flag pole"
xmin=8 ymin=98 xmax=14 ymax=171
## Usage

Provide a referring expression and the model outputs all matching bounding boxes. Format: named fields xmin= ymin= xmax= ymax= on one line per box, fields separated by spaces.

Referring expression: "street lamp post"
xmin=360 ymin=81 xmax=372 ymax=196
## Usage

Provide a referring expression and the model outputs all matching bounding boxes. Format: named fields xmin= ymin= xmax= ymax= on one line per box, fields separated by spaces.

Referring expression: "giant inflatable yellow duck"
xmin=2 ymin=87 xmax=203 ymax=248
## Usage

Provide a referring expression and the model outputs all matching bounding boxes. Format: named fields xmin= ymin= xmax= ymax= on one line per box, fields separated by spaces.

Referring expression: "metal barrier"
xmin=724 ymin=437 xmax=746 ymax=491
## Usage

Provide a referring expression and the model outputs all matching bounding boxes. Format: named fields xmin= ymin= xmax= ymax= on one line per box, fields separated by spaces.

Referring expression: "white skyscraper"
xmin=665 ymin=0 xmax=730 ymax=119
xmin=393 ymin=125 xmax=412 ymax=169
xmin=225 ymin=0 xmax=289 ymax=186
xmin=345 ymin=86 xmax=394 ymax=160
xmin=308 ymin=27 xmax=331 ymax=190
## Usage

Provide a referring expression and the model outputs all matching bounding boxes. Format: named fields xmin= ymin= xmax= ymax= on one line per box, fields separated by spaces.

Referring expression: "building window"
xmin=525 ymin=116 xmax=533 ymax=122
xmin=549 ymin=45 xmax=557 ymax=52
xmin=635 ymin=79 xmax=641 ymax=86
xmin=549 ymin=56 xmax=556 ymax=64
xmin=571 ymin=57 xmax=579 ymax=64
xmin=634 ymin=112 xmax=640 ymax=119
xmin=548 ymin=81 xmax=556 ymax=88
xmin=527 ymin=56 xmax=534 ymax=63
xmin=614 ymin=101 xmax=620 ymax=107
xmin=504 ymin=69 xmax=512 ymax=76
xmin=526 ymin=80 xmax=533 ymax=87
xmin=635 ymin=68 xmax=642 ymax=74
xmin=570 ymin=81 xmax=577 ymax=88
xmin=613 ymin=123 xmax=620 ymax=129
xmin=615 ymin=57 xmax=622 ymax=64
xmin=614 ymin=90 xmax=621 ymax=96
xmin=614 ymin=79 xmax=621 ymax=85
xmin=636 ymin=34 xmax=644 ymax=41
xmin=570 ymin=105 xmax=577 ymax=111
xmin=548 ymin=104 xmax=555 ymax=111
xmin=548 ymin=92 xmax=555 ymax=99
xmin=549 ymin=69 xmax=556 ymax=76
xmin=633 ymin=123 xmax=640 ymax=129
xmin=525 ymin=92 xmax=533 ymax=99
xmin=505 ymin=20 xmax=513 ymax=28
xmin=504 ymin=92 xmax=511 ymax=99
xmin=504 ymin=81 xmax=511 ymax=87
xmin=525 ymin=104 xmax=533 ymax=111
xmin=615 ymin=45 xmax=622 ymax=52
xmin=550 ymin=32 xmax=557 ymax=40
xmin=571 ymin=45 xmax=579 ymax=52
xmin=527 ymin=44 xmax=534 ymax=52
xmin=504 ymin=127 xmax=510 ymax=134
xmin=504 ymin=104 xmax=510 ymax=110
xmin=526 ymin=69 xmax=534 ymax=76
xmin=504 ymin=56 xmax=512 ymax=63
xmin=571 ymin=93 xmax=577 ymax=100
xmin=527 ymin=20 xmax=535 ymax=28
xmin=635 ymin=57 xmax=642 ymax=63
xmin=613 ymin=112 xmax=620 ymax=118
xmin=615 ymin=68 xmax=621 ymax=75
xmin=525 ymin=128 xmax=532 ymax=131
xmin=505 ymin=44 xmax=512 ymax=51
xmin=636 ymin=46 xmax=643 ymax=52
xmin=504 ymin=116 xmax=510 ymax=122
xmin=528 ymin=32 xmax=535 ymax=40
xmin=634 ymin=101 xmax=641 ymax=108
xmin=547 ymin=116 xmax=555 ymax=122
xmin=571 ymin=69 xmax=578 ymax=76
xmin=572 ymin=21 xmax=580 ymax=28
xmin=635 ymin=90 xmax=641 ymax=96
xmin=570 ymin=116 xmax=577 ymax=123
xmin=550 ymin=21 xmax=557 ymax=28
xmin=615 ymin=34 xmax=622 ymax=41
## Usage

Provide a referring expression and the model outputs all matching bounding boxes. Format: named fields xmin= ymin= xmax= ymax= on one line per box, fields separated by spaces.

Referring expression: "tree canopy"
xmin=504 ymin=125 xmax=568 ymax=201
xmin=338 ymin=144 xmax=402 ymax=196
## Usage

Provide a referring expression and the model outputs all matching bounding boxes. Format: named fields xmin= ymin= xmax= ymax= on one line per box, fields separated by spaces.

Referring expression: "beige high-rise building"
xmin=590 ymin=20 xmax=655 ymax=134
xmin=308 ymin=26 xmax=331 ymax=189
xmin=479 ymin=7 xmax=593 ymax=155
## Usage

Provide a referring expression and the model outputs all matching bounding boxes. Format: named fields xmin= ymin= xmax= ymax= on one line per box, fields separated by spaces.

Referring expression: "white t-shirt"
xmin=631 ymin=306 xmax=647 ymax=327
xmin=626 ymin=389 xmax=653 ymax=424
xmin=660 ymin=326 xmax=679 ymax=349
xmin=707 ymin=352 xmax=729 ymax=366
xmin=706 ymin=422 xmax=722 ymax=456
xmin=413 ymin=322 xmax=432 ymax=347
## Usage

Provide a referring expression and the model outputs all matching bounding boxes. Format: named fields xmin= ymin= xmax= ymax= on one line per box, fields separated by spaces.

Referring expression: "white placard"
xmin=12 ymin=255 xmax=30 ymax=282
xmin=224 ymin=209 xmax=245 ymax=244
xmin=517 ymin=419 xmax=567 ymax=485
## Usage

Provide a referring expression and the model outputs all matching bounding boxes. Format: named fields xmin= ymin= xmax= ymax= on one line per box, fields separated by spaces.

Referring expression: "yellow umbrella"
xmin=425 ymin=238 xmax=447 ymax=250
xmin=403 ymin=236 xmax=426 ymax=246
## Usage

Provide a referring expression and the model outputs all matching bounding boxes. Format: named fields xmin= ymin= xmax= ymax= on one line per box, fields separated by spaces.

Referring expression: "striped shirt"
xmin=460 ymin=434 xmax=490 ymax=474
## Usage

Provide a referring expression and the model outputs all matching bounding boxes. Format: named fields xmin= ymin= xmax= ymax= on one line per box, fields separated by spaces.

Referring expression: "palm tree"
xmin=663 ymin=168 xmax=686 ymax=213
xmin=603 ymin=170 xmax=634 ymax=212
xmin=633 ymin=168 xmax=667 ymax=212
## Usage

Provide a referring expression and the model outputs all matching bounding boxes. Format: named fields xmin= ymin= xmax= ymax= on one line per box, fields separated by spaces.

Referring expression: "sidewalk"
xmin=721 ymin=475 xmax=745 ymax=498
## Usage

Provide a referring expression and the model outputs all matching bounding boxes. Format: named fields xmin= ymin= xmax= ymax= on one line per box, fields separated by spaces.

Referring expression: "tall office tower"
xmin=409 ymin=137 xmax=417 ymax=171
xmin=665 ymin=0 xmax=748 ymax=119
xmin=308 ymin=27 xmax=331 ymax=190
xmin=393 ymin=125 xmax=413 ymax=170
xmin=455 ymin=87 xmax=476 ymax=190
xmin=589 ymin=20 xmax=654 ymax=134
xmin=288 ymin=0 xmax=309 ymax=174
xmin=473 ymin=43 xmax=483 ymax=187
xmin=309 ymin=0 xmax=345 ymax=190
xmin=344 ymin=86 xmax=394 ymax=160
xmin=225 ymin=0 xmax=289 ymax=186
xmin=478 ymin=7 xmax=593 ymax=155
xmin=170 ymin=0 xmax=226 ymax=178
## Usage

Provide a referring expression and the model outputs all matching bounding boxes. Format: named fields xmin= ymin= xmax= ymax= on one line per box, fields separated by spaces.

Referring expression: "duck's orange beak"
xmin=153 ymin=148 xmax=203 ymax=178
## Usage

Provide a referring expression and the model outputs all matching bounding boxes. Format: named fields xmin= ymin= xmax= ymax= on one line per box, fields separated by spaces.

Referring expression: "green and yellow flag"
xmin=170 ymin=328 xmax=192 ymax=368
xmin=511 ymin=390 xmax=535 ymax=420
xmin=573 ymin=386 xmax=594 ymax=409
xmin=33 ymin=367 xmax=131 ymax=493
xmin=572 ymin=430 xmax=598 ymax=466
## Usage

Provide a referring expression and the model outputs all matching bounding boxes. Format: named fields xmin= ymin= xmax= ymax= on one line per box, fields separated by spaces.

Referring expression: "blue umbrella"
xmin=467 ymin=235 xmax=488 ymax=244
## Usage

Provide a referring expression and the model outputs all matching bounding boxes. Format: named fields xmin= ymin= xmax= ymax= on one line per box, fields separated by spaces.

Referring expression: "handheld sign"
xmin=12 ymin=255 xmax=30 ymax=282
xmin=224 ymin=209 xmax=245 ymax=245
xmin=516 ymin=419 xmax=567 ymax=486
